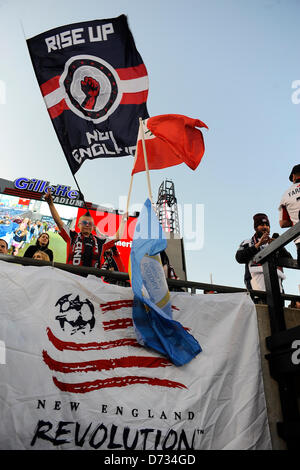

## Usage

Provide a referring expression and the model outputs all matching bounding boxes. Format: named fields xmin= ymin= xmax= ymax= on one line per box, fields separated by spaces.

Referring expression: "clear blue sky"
xmin=0 ymin=0 xmax=299 ymax=294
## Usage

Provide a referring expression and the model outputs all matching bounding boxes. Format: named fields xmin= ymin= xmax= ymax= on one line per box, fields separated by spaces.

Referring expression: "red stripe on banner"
xmin=40 ymin=76 xmax=60 ymax=96
xmin=48 ymin=99 xmax=69 ymax=119
xmin=116 ymin=64 xmax=147 ymax=80
xmin=43 ymin=350 xmax=171 ymax=373
xmin=103 ymin=318 xmax=133 ymax=331
xmin=46 ymin=327 xmax=140 ymax=351
xmin=120 ymin=90 xmax=148 ymax=105
xmin=100 ymin=299 xmax=133 ymax=312
xmin=53 ymin=375 xmax=187 ymax=393
xmin=4 ymin=188 xmax=42 ymax=199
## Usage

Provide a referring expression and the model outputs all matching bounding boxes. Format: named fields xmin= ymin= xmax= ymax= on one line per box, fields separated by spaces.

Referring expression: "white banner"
xmin=0 ymin=261 xmax=271 ymax=450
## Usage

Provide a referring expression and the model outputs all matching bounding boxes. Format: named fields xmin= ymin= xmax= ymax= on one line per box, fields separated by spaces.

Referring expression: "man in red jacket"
xmin=45 ymin=190 xmax=127 ymax=269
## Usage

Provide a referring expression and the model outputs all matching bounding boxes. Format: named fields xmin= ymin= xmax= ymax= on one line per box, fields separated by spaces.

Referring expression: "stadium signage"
xmin=14 ymin=177 xmax=79 ymax=199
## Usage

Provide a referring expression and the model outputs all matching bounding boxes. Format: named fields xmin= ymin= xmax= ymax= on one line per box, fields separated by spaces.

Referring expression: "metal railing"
xmin=252 ymin=220 xmax=300 ymax=450
xmin=1 ymin=227 xmax=300 ymax=449
xmin=1 ymin=252 xmax=300 ymax=304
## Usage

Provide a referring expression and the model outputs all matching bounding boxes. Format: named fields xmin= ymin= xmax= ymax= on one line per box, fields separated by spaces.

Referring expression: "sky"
xmin=0 ymin=0 xmax=299 ymax=295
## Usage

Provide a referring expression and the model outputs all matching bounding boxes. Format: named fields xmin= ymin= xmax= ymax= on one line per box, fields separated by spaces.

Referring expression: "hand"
xmin=255 ymin=231 xmax=270 ymax=248
xmin=81 ymin=76 xmax=100 ymax=110
xmin=44 ymin=189 xmax=53 ymax=205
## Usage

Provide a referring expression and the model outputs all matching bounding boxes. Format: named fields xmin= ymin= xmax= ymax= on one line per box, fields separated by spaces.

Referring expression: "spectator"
xmin=45 ymin=189 xmax=127 ymax=268
xmin=23 ymin=232 xmax=54 ymax=261
xmin=279 ymin=164 xmax=300 ymax=265
xmin=160 ymin=249 xmax=184 ymax=292
xmin=0 ymin=239 xmax=8 ymax=255
xmin=32 ymin=250 xmax=50 ymax=262
xmin=288 ymin=299 xmax=300 ymax=309
xmin=10 ymin=223 xmax=27 ymax=256
xmin=102 ymin=246 xmax=129 ymax=286
xmin=28 ymin=221 xmax=36 ymax=243
xmin=236 ymin=213 xmax=292 ymax=295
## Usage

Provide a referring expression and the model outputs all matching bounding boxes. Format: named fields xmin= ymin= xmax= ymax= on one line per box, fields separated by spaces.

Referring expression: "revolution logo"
xmin=43 ymin=296 xmax=187 ymax=393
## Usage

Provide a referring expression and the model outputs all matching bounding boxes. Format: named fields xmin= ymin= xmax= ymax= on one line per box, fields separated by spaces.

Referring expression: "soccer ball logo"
xmin=55 ymin=294 xmax=95 ymax=335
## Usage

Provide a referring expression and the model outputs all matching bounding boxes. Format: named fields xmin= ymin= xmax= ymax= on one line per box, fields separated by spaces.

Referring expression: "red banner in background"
xmin=76 ymin=208 xmax=137 ymax=271
xmin=18 ymin=198 xmax=30 ymax=206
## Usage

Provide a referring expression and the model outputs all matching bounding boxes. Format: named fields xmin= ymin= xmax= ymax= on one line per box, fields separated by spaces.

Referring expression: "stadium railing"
xmin=1 ymin=225 xmax=300 ymax=450
xmin=252 ymin=220 xmax=300 ymax=450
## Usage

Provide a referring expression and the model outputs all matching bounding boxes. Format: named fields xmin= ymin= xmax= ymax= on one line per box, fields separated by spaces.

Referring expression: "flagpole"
xmin=71 ymin=173 xmax=91 ymax=215
xmin=125 ymin=119 xmax=142 ymax=214
xmin=21 ymin=22 xmax=91 ymax=215
xmin=139 ymin=117 xmax=154 ymax=206
xmin=126 ymin=172 xmax=134 ymax=214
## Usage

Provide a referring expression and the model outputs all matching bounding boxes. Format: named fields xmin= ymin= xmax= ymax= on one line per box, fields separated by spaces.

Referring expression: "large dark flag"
xmin=27 ymin=15 xmax=149 ymax=174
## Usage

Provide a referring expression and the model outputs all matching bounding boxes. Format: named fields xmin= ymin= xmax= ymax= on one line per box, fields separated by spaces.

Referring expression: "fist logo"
xmin=81 ymin=76 xmax=100 ymax=110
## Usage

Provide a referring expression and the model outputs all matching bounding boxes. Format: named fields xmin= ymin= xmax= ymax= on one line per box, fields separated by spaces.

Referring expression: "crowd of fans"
xmin=0 ymin=165 xmax=299 ymax=303
xmin=0 ymin=212 xmax=52 ymax=256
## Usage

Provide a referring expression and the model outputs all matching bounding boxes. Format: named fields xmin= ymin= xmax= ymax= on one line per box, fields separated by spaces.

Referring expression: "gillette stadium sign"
xmin=14 ymin=177 xmax=82 ymax=206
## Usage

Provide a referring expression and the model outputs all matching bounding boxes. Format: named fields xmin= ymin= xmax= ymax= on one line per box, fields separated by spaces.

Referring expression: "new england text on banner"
xmin=129 ymin=199 xmax=202 ymax=366
xmin=0 ymin=261 xmax=271 ymax=450
xmin=132 ymin=114 xmax=208 ymax=174
xmin=27 ymin=15 xmax=149 ymax=174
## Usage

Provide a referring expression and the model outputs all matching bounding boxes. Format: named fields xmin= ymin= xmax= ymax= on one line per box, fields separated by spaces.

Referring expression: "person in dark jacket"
xmin=236 ymin=213 xmax=292 ymax=294
xmin=160 ymin=249 xmax=184 ymax=292
xmin=23 ymin=232 xmax=54 ymax=261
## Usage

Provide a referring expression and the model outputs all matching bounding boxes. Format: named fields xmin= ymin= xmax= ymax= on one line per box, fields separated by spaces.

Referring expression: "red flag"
xmin=132 ymin=114 xmax=208 ymax=175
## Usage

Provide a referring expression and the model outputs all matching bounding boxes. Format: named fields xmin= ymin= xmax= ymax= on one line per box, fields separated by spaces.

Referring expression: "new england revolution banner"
xmin=26 ymin=15 xmax=149 ymax=174
xmin=0 ymin=261 xmax=272 ymax=450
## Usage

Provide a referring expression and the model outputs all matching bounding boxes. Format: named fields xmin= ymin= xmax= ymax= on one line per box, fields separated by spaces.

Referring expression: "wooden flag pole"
xmin=19 ymin=21 xmax=93 ymax=215
xmin=125 ymin=172 xmax=135 ymax=215
xmin=139 ymin=117 xmax=154 ymax=206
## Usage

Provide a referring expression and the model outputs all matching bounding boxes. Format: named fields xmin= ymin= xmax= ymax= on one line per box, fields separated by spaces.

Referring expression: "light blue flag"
xmin=129 ymin=198 xmax=202 ymax=366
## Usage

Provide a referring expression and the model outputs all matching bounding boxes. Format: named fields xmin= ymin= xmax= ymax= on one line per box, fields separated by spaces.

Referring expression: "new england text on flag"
xmin=129 ymin=199 xmax=202 ymax=366
xmin=27 ymin=15 xmax=149 ymax=174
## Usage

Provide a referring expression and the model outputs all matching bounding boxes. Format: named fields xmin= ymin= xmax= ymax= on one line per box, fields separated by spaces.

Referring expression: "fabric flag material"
xmin=132 ymin=114 xmax=208 ymax=175
xmin=129 ymin=199 xmax=201 ymax=366
xmin=0 ymin=261 xmax=272 ymax=450
xmin=27 ymin=15 xmax=149 ymax=174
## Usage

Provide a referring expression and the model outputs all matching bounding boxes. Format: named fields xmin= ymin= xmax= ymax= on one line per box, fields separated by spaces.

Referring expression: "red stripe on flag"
xmin=120 ymin=90 xmax=148 ymax=105
xmin=46 ymin=327 xmax=140 ymax=351
xmin=53 ymin=376 xmax=187 ymax=393
xmin=48 ymin=99 xmax=69 ymax=119
xmin=100 ymin=299 xmax=133 ymax=312
xmin=103 ymin=318 xmax=133 ymax=331
xmin=40 ymin=76 xmax=60 ymax=96
xmin=41 ymin=65 xmax=147 ymax=96
xmin=116 ymin=64 xmax=147 ymax=80
xmin=43 ymin=350 xmax=172 ymax=373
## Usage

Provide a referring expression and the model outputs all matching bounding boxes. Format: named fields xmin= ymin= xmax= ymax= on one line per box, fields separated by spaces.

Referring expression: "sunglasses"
xmin=80 ymin=220 xmax=93 ymax=227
